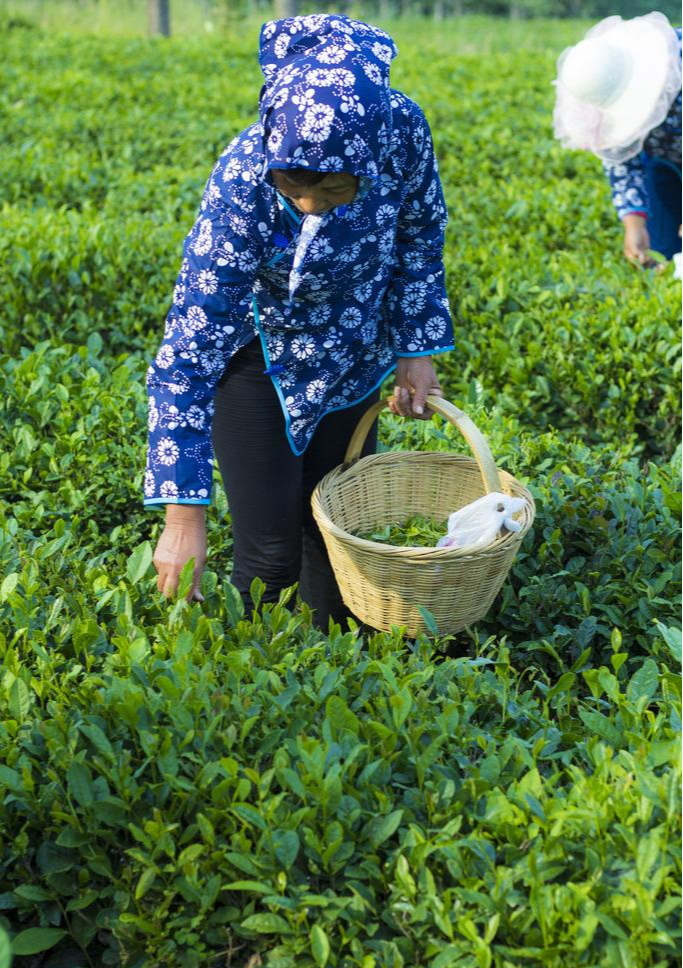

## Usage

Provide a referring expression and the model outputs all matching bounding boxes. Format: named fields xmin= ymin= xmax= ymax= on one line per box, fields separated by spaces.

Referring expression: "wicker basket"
xmin=311 ymin=396 xmax=536 ymax=636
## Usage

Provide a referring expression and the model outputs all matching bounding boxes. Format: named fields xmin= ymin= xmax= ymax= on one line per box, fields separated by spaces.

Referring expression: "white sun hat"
xmin=553 ymin=12 xmax=681 ymax=163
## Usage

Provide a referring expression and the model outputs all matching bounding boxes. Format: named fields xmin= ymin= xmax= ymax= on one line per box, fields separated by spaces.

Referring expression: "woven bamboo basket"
xmin=311 ymin=396 xmax=536 ymax=636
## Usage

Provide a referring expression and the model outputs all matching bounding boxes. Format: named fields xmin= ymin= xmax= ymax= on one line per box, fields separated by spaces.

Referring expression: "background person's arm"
xmin=622 ymin=212 xmax=653 ymax=266
xmin=602 ymin=155 xmax=654 ymax=265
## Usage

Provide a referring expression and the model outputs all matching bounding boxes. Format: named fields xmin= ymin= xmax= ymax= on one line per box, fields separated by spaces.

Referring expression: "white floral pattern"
xmin=196 ymin=269 xmax=218 ymax=294
xmin=160 ymin=481 xmax=179 ymax=498
xmin=155 ymin=345 xmax=175 ymax=369
xmin=156 ymin=438 xmax=180 ymax=466
xmin=291 ymin=334 xmax=316 ymax=358
xmin=299 ymin=103 xmax=335 ymax=142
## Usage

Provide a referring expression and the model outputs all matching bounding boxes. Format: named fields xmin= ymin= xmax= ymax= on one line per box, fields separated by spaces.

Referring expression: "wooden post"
xmin=273 ymin=0 xmax=299 ymax=17
xmin=148 ymin=0 xmax=171 ymax=37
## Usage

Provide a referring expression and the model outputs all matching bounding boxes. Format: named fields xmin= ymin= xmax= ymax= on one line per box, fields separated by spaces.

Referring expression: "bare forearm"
xmin=153 ymin=504 xmax=207 ymax=601
xmin=622 ymin=214 xmax=652 ymax=266
xmin=622 ymin=213 xmax=647 ymax=230
xmin=165 ymin=504 xmax=206 ymax=528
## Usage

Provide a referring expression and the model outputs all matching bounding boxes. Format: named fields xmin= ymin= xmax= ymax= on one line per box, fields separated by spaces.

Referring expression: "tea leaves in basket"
xmin=356 ymin=513 xmax=446 ymax=547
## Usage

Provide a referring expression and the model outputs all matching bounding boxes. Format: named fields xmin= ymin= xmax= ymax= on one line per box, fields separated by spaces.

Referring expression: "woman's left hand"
xmin=389 ymin=356 xmax=442 ymax=419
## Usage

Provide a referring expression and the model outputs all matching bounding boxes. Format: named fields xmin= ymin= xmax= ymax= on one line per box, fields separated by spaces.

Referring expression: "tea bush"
xmin=1 ymin=25 xmax=679 ymax=451
xmin=0 ymin=14 xmax=680 ymax=968
xmin=0 ymin=534 xmax=680 ymax=967
xmin=1 ymin=348 xmax=680 ymax=968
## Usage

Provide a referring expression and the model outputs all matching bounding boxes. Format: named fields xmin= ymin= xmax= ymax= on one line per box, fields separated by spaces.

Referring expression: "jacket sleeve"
xmin=603 ymin=154 xmax=649 ymax=220
xmin=384 ymin=103 xmax=455 ymax=357
xmin=144 ymin=165 xmax=262 ymax=506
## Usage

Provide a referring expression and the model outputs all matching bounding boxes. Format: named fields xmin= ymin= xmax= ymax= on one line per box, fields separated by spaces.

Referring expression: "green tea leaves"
xmin=8 ymin=678 xmax=30 ymax=721
xmin=417 ymin=604 xmax=440 ymax=637
xmin=0 ymin=17 xmax=679 ymax=968
xmin=0 ymin=928 xmax=10 ymax=968
xmin=0 ymin=573 xmax=19 ymax=603
xmin=241 ymin=913 xmax=292 ymax=934
xmin=367 ymin=809 xmax=404 ymax=848
xmin=126 ymin=541 xmax=153 ymax=585
xmin=134 ymin=867 xmax=156 ymax=901
xmin=67 ymin=761 xmax=95 ymax=807
xmin=578 ymin=709 xmax=621 ymax=746
xmin=389 ymin=687 xmax=413 ymax=730
xmin=271 ymin=829 xmax=300 ymax=869
xmin=626 ymin=658 xmax=660 ymax=707
xmin=11 ymin=928 xmax=68 ymax=956
xmin=655 ymin=622 xmax=682 ymax=664
xmin=325 ymin=695 xmax=360 ymax=737
xmin=311 ymin=924 xmax=331 ymax=967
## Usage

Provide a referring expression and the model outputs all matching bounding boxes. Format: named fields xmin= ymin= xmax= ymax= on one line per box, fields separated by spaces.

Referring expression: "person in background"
xmin=553 ymin=12 xmax=681 ymax=267
xmin=144 ymin=14 xmax=454 ymax=627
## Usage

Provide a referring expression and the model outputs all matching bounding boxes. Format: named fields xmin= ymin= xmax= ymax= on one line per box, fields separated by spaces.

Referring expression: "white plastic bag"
xmin=436 ymin=492 xmax=528 ymax=550
xmin=673 ymin=252 xmax=682 ymax=281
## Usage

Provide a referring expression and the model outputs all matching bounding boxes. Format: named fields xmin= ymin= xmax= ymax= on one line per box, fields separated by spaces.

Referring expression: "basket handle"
xmin=343 ymin=395 xmax=502 ymax=494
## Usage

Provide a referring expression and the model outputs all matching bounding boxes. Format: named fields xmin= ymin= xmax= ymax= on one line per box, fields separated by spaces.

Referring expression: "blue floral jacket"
xmin=604 ymin=27 xmax=682 ymax=220
xmin=144 ymin=14 xmax=454 ymax=505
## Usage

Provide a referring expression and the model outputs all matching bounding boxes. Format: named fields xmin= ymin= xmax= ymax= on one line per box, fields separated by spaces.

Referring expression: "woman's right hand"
xmin=153 ymin=504 xmax=207 ymax=602
xmin=623 ymin=214 xmax=654 ymax=267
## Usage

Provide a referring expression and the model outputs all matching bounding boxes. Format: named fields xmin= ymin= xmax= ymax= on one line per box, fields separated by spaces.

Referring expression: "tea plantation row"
xmin=0 ymin=17 xmax=681 ymax=968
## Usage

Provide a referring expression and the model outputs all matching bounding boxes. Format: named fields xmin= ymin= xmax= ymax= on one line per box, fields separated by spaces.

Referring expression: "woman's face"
xmin=271 ymin=170 xmax=358 ymax=216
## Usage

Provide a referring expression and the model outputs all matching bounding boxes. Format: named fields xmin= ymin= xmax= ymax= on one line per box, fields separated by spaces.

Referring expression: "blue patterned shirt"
xmin=144 ymin=15 xmax=454 ymax=505
xmin=604 ymin=27 xmax=682 ymax=219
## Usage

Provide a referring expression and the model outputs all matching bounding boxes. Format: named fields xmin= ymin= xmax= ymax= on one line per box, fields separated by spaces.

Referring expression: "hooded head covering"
xmin=258 ymin=14 xmax=397 ymax=181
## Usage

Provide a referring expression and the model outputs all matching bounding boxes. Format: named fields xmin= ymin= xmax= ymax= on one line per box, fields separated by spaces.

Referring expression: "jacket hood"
xmin=258 ymin=14 xmax=398 ymax=180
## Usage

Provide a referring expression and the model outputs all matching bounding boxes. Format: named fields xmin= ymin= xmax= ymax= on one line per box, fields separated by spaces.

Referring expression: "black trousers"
xmin=212 ymin=338 xmax=379 ymax=627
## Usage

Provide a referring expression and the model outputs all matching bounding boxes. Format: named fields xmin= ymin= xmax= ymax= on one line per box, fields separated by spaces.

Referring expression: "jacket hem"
xmin=144 ymin=497 xmax=212 ymax=507
xmin=395 ymin=344 xmax=455 ymax=358
xmin=253 ymin=297 xmax=400 ymax=456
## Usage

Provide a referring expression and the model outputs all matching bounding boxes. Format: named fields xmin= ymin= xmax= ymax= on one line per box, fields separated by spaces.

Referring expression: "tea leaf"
xmin=311 ymin=924 xmax=331 ymax=967
xmin=325 ymin=695 xmax=360 ymax=736
xmin=417 ymin=605 xmax=439 ymax=636
xmin=242 ymin=913 xmax=292 ymax=934
xmin=0 ymin=573 xmax=19 ymax=603
xmin=578 ymin=709 xmax=621 ymax=746
xmin=126 ymin=541 xmax=153 ymax=585
xmin=224 ymin=581 xmax=245 ymax=625
xmin=0 ymin=767 xmax=22 ymax=794
xmin=223 ymin=881 xmax=274 ymax=894
xmin=11 ymin=927 xmax=67 ymax=956
xmin=626 ymin=658 xmax=659 ymax=706
xmin=389 ymin=688 xmax=413 ymax=730
xmin=655 ymin=622 xmax=682 ymax=664
xmin=368 ymin=809 xmax=403 ymax=848
xmin=135 ymin=867 xmax=156 ymax=900
xmin=8 ymin=679 xmax=30 ymax=721
xmin=67 ymin=761 xmax=94 ymax=807
xmin=272 ymin=829 xmax=300 ymax=869
xmin=0 ymin=927 xmax=10 ymax=968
